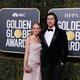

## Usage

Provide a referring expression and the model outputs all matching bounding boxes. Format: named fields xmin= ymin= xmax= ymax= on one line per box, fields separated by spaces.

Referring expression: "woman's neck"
xmin=33 ymin=34 xmax=38 ymax=38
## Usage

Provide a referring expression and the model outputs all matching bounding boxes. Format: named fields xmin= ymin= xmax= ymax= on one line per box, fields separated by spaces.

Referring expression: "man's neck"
xmin=48 ymin=26 xmax=55 ymax=29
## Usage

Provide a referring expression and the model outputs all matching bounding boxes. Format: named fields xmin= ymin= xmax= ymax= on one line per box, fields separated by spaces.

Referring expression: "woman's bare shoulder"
xmin=26 ymin=36 xmax=32 ymax=42
xmin=25 ymin=36 xmax=32 ymax=46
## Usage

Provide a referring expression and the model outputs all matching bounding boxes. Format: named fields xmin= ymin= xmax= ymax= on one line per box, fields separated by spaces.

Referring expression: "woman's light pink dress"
xmin=23 ymin=43 xmax=42 ymax=80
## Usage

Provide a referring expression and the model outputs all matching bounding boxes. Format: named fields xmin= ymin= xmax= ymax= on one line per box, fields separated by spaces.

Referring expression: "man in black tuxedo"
xmin=40 ymin=12 xmax=68 ymax=80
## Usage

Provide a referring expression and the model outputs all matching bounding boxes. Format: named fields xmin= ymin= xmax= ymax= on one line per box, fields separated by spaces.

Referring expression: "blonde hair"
xmin=28 ymin=22 xmax=41 ymax=36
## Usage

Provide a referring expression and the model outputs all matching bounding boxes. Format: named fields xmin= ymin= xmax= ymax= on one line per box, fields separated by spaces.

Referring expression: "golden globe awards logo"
xmin=66 ymin=31 xmax=75 ymax=41
xmin=6 ymin=19 xmax=31 ymax=48
xmin=0 ymin=8 xmax=40 ymax=53
xmin=49 ymin=8 xmax=80 ymax=56
xmin=58 ymin=13 xmax=80 ymax=51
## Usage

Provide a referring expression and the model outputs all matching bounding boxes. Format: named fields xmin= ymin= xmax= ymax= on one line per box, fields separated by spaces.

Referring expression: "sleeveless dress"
xmin=23 ymin=43 xmax=42 ymax=80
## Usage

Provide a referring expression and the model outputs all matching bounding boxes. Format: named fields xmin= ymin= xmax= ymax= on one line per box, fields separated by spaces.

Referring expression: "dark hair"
xmin=45 ymin=12 xmax=58 ymax=27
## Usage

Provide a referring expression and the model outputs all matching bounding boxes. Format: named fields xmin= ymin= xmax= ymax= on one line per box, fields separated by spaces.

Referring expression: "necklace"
xmin=32 ymin=35 xmax=40 ymax=43
xmin=35 ymin=36 xmax=39 ymax=41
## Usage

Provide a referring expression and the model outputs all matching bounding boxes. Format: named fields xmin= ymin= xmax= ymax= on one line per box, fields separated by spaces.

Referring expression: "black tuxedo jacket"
xmin=40 ymin=27 xmax=68 ymax=67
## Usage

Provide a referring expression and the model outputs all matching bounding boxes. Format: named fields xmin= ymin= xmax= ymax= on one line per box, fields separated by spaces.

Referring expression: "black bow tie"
xmin=47 ymin=29 xmax=53 ymax=31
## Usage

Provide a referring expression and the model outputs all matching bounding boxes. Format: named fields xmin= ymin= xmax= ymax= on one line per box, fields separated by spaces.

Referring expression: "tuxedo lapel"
xmin=42 ymin=29 xmax=48 ymax=47
xmin=50 ymin=28 xmax=59 ymax=46
xmin=42 ymin=35 xmax=48 ymax=46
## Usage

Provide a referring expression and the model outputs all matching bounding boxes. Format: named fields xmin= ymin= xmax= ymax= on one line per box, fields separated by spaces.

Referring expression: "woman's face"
xmin=32 ymin=24 xmax=41 ymax=35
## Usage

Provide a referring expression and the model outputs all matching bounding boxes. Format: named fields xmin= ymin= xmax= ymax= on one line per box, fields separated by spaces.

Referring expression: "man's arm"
xmin=61 ymin=30 xmax=69 ymax=66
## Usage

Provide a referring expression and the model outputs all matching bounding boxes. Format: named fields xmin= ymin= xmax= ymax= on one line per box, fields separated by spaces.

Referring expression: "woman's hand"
xmin=24 ymin=65 xmax=32 ymax=73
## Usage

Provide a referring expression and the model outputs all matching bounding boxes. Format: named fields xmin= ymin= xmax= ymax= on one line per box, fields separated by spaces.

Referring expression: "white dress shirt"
xmin=44 ymin=26 xmax=55 ymax=47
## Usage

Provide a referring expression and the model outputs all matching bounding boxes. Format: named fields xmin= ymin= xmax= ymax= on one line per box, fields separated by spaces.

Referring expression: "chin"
xmin=34 ymin=33 xmax=38 ymax=35
xmin=49 ymin=26 xmax=53 ymax=27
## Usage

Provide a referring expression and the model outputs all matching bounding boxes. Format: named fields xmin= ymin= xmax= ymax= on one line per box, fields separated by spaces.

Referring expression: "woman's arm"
xmin=23 ymin=37 xmax=32 ymax=72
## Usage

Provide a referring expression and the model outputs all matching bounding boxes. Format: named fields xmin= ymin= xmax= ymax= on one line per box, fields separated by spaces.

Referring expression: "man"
xmin=40 ymin=12 xmax=68 ymax=80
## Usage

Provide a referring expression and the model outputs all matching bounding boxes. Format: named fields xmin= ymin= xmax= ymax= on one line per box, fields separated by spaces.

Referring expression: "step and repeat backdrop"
xmin=0 ymin=8 xmax=40 ymax=53
xmin=0 ymin=8 xmax=80 ymax=57
xmin=49 ymin=8 xmax=80 ymax=57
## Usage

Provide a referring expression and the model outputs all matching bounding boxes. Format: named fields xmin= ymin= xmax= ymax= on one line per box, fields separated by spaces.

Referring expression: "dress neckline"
xmin=30 ymin=42 xmax=41 ymax=45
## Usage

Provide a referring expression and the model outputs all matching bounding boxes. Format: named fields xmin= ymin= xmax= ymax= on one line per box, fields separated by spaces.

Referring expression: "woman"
xmin=23 ymin=23 xmax=42 ymax=80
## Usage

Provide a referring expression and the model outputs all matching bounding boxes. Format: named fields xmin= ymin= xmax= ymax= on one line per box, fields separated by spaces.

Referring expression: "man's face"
xmin=47 ymin=15 xmax=55 ymax=28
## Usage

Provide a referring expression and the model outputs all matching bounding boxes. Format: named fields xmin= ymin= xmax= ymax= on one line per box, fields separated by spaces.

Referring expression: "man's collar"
xmin=48 ymin=26 xmax=55 ymax=31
